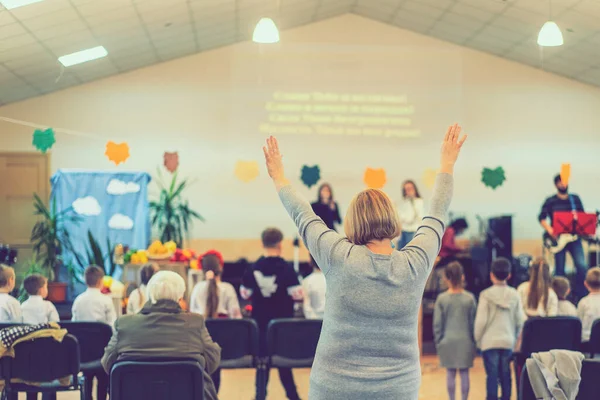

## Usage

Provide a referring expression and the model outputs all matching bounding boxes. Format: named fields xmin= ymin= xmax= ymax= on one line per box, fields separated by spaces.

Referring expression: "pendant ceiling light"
xmin=253 ymin=17 xmax=280 ymax=44
xmin=537 ymin=1 xmax=563 ymax=47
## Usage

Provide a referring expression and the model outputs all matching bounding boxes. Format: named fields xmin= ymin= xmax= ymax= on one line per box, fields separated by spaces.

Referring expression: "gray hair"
xmin=146 ymin=270 xmax=185 ymax=304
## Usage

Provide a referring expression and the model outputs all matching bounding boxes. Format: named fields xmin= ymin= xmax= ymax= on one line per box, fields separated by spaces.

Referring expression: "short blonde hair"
xmin=0 ymin=264 xmax=15 ymax=288
xmin=586 ymin=267 xmax=600 ymax=290
xmin=344 ymin=189 xmax=401 ymax=245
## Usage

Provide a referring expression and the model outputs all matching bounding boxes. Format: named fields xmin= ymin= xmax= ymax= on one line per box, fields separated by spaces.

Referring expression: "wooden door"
xmin=0 ymin=153 xmax=50 ymax=268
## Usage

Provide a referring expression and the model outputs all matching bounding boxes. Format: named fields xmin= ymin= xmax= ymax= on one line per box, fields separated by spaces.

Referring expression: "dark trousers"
xmin=211 ymin=368 xmax=221 ymax=393
xmin=554 ymin=239 xmax=588 ymax=300
xmin=84 ymin=371 xmax=108 ymax=400
xmin=483 ymin=349 xmax=512 ymax=400
xmin=259 ymin=367 xmax=300 ymax=400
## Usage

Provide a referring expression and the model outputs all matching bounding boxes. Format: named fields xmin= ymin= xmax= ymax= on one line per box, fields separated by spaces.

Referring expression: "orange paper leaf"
xmin=560 ymin=163 xmax=571 ymax=186
xmin=364 ymin=167 xmax=387 ymax=189
xmin=105 ymin=141 xmax=130 ymax=165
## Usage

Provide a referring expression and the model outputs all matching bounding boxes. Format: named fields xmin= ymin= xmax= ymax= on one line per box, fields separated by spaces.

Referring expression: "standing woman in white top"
xmin=303 ymin=255 xmax=327 ymax=319
xmin=397 ymin=180 xmax=425 ymax=249
xmin=126 ymin=263 xmax=159 ymax=314
xmin=190 ymin=250 xmax=241 ymax=393
xmin=517 ymin=257 xmax=558 ymax=318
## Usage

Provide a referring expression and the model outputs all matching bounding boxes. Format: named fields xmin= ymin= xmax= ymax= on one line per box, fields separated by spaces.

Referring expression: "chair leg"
xmin=26 ymin=393 xmax=38 ymax=400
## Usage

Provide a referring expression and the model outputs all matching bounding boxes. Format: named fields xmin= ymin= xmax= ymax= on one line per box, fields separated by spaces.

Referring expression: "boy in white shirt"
xmin=72 ymin=265 xmax=116 ymax=326
xmin=0 ymin=264 xmax=21 ymax=323
xmin=578 ymin=267 xmax=600 ymax=344
xmin=552 ymin=276 xmax=577 ymax=317
xmin=21 ymin=274 xmax=60 ymax=324
xmin=302 ymin=256 xmax=326 ymax=319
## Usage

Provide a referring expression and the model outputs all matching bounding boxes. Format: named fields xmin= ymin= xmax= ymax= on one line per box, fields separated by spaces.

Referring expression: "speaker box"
xmin=488 ymin=215 xmax=513 ymax=260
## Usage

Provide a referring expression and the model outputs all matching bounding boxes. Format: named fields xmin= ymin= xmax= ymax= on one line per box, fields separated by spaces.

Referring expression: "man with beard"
xmin=539 ymin=174 xmax=588 ymax=299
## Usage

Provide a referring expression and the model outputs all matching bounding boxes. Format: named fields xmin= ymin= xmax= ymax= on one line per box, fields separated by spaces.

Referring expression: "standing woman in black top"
xmin=311 ymin=183 xmax=342 ymax=231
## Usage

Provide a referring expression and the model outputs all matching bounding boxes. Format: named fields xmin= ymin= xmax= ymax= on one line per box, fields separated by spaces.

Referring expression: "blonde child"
xmin=552 ymin=276 xmax=577 ymax=317
xmin=433 ymin=262 xmax=476 ymax=400
xmin=21 ymin=274 xmax=59 ymax=324
xmin=578 ymin=267 xmax=600 ymax=344
xmin=126 ymin=263 xmax=159 ymax=314
xmin=0 ymin=264 xmax=21 ymax=323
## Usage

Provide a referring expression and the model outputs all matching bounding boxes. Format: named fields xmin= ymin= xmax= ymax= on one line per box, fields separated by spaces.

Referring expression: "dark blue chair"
xmin=267 ymin=318 xmax=322 ymax=368
xmin=587 ymin=319 xmax=600 ymax=357
xmin=59 ymin=321 xmax=113 ymax=400
xmin=520 ymin=359 xmax=600 ymax=400
xmin=109 ymin=360 xmax=204 ymax=400
xmin=205 ymin=318 xmax=263 ymax=398
xmin=0 ymin=334 xmax=82 ymax=400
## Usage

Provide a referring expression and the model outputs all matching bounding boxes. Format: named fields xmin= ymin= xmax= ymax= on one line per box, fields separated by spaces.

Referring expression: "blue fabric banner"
xmin=50 ymin=169 xmax=151 ymax=296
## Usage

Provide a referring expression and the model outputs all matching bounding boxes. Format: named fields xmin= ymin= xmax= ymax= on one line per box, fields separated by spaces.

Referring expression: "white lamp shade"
xmin=253 ymin=18 xmax=280 ymax=44
xmin=537 ymin=21 xmax=564 ymax=47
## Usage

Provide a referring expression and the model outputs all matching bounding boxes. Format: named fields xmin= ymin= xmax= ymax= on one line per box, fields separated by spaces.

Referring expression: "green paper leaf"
xmin=32 ymin=128 xmax=56 ymax=153
xmin=301 ymin=165 xmax=321 ymax=188
xmin=481 ymin=167 xmax=506 ymax=189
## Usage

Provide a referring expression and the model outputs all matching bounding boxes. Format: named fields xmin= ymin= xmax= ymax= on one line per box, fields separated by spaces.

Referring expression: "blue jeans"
xmin=483 ymin=349 xmax=512 ymax=400
xmin=554 ymin=239 xmax=588 ymax=299
xmin=397 ymin=231 xmax=415 ymax=249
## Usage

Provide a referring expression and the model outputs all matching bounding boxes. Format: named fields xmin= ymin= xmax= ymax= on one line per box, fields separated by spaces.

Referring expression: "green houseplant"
xmin=30 ymin=193 xmax=81 ymax=302
xmin=150 ymin=170 xmax=203 ymax=248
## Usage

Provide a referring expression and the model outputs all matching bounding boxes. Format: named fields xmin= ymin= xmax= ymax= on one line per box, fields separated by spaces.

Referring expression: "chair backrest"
xmin=1 ymin=334 xmax=80 ymax=387
xmin=59 ymin=321 xmax=113 ymax=363
xmin=205 ymin=318 xmax=258 ymax=368
xmin=521 ymin=317 xmax=582 ymax=356
xmin=267 ymin=318 xmax=322 ymax=368
xmin=588 ymin=319 xmax=600 ymax=355
xmin=110 ymin=360 xmax=204 ymax=400
xmin=521 ymin=359 xmax=600 ymax=400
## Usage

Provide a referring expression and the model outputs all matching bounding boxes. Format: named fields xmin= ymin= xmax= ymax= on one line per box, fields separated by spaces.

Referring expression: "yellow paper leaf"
xmin=235 ymin=160 xmax=259 ymax=183
xmin=105 ymin=141 xmax=130 ymax=165
xmin=364 ymin=167 xmax=386 ymax=189
xmin=423 ymin=168 xmax=437 ymax=189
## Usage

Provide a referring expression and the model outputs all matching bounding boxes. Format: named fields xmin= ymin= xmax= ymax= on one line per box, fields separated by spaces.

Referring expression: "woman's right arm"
xmin=403 ymin=124 xmax=467 ymax=272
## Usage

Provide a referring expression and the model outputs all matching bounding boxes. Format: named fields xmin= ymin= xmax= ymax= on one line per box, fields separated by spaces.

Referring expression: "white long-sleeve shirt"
xmin=517 ymin=282 xmax=558 ymax=318
xmin=22 ymin=295 xmax=59 ymax=324
xmin=578 ymin=292 xmax=600 ymax=342
xmin=190 ymin=281 xmax=242 ymax=318
xmin=303 ymin=271 xmax=327 ymax=319
xmin=72 ymin=288 xmax=116 ymax=326
xmin=397 ymin=198 xmax=425 ymax=232
xmin=0 ymin=293 xmax=22 ymax=323
xmin=126 ymin=284 xmax=148 ymax=315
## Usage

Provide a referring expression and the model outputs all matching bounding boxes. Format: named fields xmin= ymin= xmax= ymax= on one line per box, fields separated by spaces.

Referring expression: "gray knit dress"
xmin=278 ymin=173 xmax=452 ymax=400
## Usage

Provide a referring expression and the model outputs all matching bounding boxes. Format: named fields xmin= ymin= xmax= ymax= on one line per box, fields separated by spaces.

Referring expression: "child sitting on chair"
xmin=578 ymin=267 xmax=600 ymax=346
xmin=0 ymin=264 xmax=21 ymax=323
xmin=71 ymin=265 xmax=116 ymax=326
xmin=21 ymin=274 xmax=59 ymax=324
xmin=126 ymin=263 xmax=159 ymax=315
xmin=552 ymin=276 xmax=577 ymax=317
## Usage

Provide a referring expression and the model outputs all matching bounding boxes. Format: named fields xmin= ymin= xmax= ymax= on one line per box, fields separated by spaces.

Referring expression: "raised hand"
xmin=263 ymin=136 xmax=289 ymax=189
xmin=440 ymin=123 xmax=467 ymax=173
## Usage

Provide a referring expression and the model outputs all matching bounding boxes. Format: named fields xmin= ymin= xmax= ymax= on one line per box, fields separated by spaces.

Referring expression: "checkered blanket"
xmin=0 ymin=322 xmax=67 ymax=359
xmin=0 ymin=323 xmax=53 ymax=348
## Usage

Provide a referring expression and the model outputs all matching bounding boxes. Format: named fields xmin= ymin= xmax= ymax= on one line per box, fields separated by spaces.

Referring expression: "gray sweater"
xmin=279 ymin=173 xmax=452 ymax=400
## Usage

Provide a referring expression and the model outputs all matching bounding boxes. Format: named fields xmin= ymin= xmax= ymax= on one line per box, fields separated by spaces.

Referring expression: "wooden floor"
xmin=18 ymin=356 xmax=517 ymax=399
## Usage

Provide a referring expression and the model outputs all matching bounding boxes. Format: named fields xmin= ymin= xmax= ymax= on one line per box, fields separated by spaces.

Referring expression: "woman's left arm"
xmin=263 ymin=137 xmax=349 ymax=275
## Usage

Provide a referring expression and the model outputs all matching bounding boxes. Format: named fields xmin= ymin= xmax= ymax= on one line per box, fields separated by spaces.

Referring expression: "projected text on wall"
xmin=259 ymin=92 xmax=420 ymax=138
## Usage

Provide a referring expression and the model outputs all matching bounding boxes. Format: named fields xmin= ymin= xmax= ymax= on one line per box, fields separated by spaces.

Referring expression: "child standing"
xmin=126 ymin=263 xmax=159 ymax=315
xmin=433 ymin=262 xmax=476 ymax=400
xmin=302 ymin=255 xmax=326 ymax=319
xmin=475 ymin=257 xmax=525 ymax=400
xmin=552 ymin=276 xmax=577 ymax=317
xmin=0 ymin=264 xmax=21 ymax=323
xmin=72 ymin=265 xmax=116 ymax=326
xmin=21 ymin=274 xmax=59 ymax=324
xmin=578 ymin=267 xmax=600 ymax=344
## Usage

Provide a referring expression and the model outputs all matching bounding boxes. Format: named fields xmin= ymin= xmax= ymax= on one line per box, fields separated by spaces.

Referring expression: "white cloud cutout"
xmin=106 ymin=179 xmax=140 ymax=195
xmin=72 ymin=196 xmax=101 ymax=216
xmin=108 ymin=214 xmax=134 ymax=230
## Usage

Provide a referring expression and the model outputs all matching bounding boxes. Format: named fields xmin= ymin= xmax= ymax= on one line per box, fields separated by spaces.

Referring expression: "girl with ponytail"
xmin=127 ymin=263 xmax=159 ymax=314
xmin=517 ymin=257 xmax=558 ymax=318
xmin=190 ymin=250 xmax=242 ymax=319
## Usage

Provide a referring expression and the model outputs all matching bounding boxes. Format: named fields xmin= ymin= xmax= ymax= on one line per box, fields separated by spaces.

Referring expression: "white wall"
xmin=1 ymin=14 xmax=599 ymax=240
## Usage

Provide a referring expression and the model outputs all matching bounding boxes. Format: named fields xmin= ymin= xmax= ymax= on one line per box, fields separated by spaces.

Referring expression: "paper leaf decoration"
xmin=423 ymin=168 xmax=437 ymax=189
xmin=234 ymin=160 xmax=259 ymax=183
xmin=164 ymin=152 xmax=179 ymax=173
xmin=32 ymin=128 xmax=55 ymax=153
xmin=481 ymin=167 xmax=506 ymax=189
xmin=105 ymin=141 xmax=130 ymax=165
xmin=301 ymin=165 xmax=321 ymax=188
xmin=560 ymin=163 xmax=571 ymax=186
xmin=364 ymin=167 xmax=387 ymax=189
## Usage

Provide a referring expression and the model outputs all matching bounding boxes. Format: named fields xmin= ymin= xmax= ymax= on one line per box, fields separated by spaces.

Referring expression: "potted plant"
xmin=150 ymin=170 xmax=203 ymax=248
xmin=30 ymin=193 xmax=81 ymax=302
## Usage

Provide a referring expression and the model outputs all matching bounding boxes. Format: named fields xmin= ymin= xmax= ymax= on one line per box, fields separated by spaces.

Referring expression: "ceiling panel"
xmin=0 ymin=0 xmax=597 ymax=106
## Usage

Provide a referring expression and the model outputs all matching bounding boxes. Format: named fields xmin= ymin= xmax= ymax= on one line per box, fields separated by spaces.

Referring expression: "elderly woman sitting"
xmin=101 ymin=271 xmax=221 ymax=399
